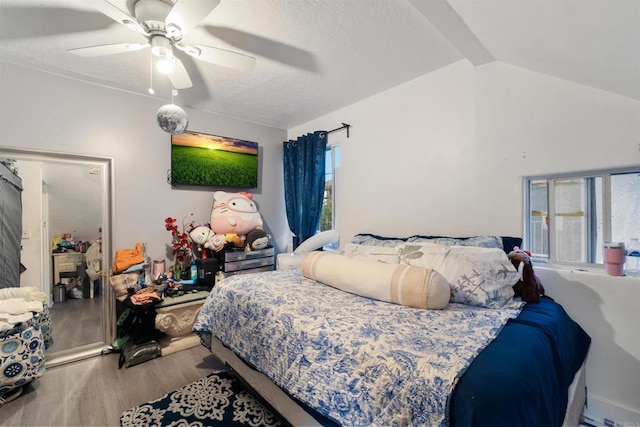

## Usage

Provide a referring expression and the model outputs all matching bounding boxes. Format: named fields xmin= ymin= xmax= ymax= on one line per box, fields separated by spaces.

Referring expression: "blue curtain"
xmin=283 ymin=131 xmax=327 ymax=249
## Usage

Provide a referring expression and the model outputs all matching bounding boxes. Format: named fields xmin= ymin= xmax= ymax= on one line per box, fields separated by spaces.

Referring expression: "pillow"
xmin=352 ymin=233 xmax=522 ymax=253
xmin=350 ymin=233 xmax=407 ymax=248
xmin=407 ymin=235 xmax=503 ymax=250
xmin=301 ymin=252 xmax=450 ymax=310
xmin=398 ymin=242 xmax=520 ymax=308
xmin=342 ymin=244 xmax=400 ymax=264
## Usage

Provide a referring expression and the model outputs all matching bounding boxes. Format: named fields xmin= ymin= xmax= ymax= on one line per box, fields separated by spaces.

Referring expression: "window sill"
xmin=534 ymin=262 xmax=640 ymax=281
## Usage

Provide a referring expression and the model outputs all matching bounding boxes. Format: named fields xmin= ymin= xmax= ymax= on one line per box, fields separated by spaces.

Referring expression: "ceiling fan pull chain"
xmin=148 ymin=54 xmax=155 ymax=95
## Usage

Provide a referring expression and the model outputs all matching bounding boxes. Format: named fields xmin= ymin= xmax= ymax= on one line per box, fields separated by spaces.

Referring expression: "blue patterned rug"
xmin=120 ymin=370 xmax=283 ymax=427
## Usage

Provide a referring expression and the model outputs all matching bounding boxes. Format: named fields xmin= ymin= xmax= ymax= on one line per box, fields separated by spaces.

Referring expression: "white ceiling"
xmin=0 ymin=0 xmax=638 ymax=129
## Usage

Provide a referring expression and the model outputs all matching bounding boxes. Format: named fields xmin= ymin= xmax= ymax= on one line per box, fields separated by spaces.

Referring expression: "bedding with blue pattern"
xmin=194 ymin=232 xmax=590 ymax=426
xmin=194 ymin=268 xmax=590 ymax=426
xmin=195 ymin=269 xmax=531 ymax=426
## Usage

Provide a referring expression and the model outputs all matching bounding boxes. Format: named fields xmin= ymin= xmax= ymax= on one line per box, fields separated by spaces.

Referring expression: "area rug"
xmin=120 ymin=370 xmax=283 ymax=427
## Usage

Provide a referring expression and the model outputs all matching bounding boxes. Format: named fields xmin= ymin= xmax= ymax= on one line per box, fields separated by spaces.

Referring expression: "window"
xmin=319 ymin=145 xmax=340 ymax=234
xmin=525 ymin=168 xmax=640 ymax=266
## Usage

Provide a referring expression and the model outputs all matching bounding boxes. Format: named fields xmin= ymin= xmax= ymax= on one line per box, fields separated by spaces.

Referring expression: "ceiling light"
xmin=150 ymin=35 xmax=172 ymax=57
xmin=156 ymin=57 xmax=173 ymax=74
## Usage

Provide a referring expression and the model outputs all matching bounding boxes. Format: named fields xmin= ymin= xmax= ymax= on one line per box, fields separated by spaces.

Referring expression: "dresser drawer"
xmin=57 ymin=261 xmax=77 ymax=272
xmin=55 ymin=253 xmax=84 ymax=272
xmin=224 ymin=256 xmax=274 ymax=272
xmin=224 ymin=247 xmax=274 ymax=262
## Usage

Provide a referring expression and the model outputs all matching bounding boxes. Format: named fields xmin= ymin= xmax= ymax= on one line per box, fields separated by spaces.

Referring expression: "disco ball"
xmin=157 ymin=104 xmax=188 ymax=134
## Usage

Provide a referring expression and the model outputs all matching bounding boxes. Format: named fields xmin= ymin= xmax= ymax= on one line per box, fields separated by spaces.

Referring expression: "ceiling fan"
xmin=68 ymin=0 xmax=256 ymax=90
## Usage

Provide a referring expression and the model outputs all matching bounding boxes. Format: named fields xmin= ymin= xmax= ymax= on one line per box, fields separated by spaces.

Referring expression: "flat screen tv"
xmin=171 ymin=130 xmax=259 ymax=188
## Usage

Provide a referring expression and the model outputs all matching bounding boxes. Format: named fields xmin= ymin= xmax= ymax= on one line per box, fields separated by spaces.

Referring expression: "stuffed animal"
xmin=210 ymin=191 xmax=264 ymax=248
xmin=245 ymin=228 xmax=270 ymax=251
xmin=225 ymin=233 xmax=245 ymax=248
xmin=508 ymin=246 xmax=545 ymax=303
xmin=189 ymin=225 xmax=226 ymax=253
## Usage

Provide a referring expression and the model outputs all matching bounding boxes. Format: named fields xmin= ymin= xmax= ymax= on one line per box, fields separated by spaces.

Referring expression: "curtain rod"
xmin=326 ymin=122 xmax=351 ymax=138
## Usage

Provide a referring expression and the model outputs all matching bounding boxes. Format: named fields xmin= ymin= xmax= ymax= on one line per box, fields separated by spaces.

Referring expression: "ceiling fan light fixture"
xmin=150 ymin=35 xmax=172 ymax=57
xmin=156 ymin=57 xmax=174 ymax=74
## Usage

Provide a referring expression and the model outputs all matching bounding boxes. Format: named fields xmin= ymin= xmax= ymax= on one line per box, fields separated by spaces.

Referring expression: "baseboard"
xmin=582 ymin=393 xmax=640 ymax=427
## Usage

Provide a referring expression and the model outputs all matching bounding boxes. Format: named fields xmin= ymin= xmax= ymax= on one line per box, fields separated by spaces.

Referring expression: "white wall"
xmin=289 ymin=60 xmax=640 ymax=424
xmin=0 ymin=61 xmax=289 ymax=268
xmin=18 ymin=160 xmax=44 ymax=290
xmin=537 ymin=267 xmax=640 ymax=425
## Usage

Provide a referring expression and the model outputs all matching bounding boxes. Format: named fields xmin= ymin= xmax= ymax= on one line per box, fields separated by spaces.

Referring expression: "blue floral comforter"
xmin=194 ymin=269 xmax=523 ymax=426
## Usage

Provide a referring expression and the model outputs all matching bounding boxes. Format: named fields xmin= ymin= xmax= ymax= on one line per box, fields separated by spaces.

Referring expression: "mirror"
xmin=0 ymin=147 xmax=114 ymax=367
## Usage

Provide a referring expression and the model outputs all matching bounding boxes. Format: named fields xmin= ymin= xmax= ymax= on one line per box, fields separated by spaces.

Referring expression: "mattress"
xmin=194 ymin=268 xmax=590 ymax=426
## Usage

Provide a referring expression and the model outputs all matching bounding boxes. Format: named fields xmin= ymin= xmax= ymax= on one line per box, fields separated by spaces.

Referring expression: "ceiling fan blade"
xmin=203 ymin=25 xmax=319 ymax=72
xmin=168 ymin=57 xmax=193 ymax=89
xmin=165 ymin=0 xmax=221 ymax=37
xmin=0 ymin=6 xmax=116 ymax=40
xmin=67 ymin=43 xmax=149 ymax=57
xmin=176 ymin=44 xmax=255 ymax=72
xmin=83 ymin=0 xmax=147 ymax=35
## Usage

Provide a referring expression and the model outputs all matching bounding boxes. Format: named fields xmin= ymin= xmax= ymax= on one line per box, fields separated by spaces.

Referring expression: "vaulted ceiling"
xmin=1 ymin=0 xmax=638 ymax=129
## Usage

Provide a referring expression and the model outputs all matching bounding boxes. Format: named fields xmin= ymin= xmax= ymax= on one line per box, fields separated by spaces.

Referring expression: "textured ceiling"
xmin=0 ymin=0 xmax=638 ymax=129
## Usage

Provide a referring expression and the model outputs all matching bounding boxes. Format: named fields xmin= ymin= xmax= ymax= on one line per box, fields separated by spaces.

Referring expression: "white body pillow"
xmin=301 ymin=252 xmax=450 ymax=309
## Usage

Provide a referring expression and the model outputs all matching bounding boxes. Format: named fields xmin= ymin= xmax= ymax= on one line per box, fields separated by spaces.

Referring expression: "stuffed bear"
xmin=245 ymin=228 xmax=270 ymax=251
xmin=210 ymin=191 xmax=264 ymax=248
xmin=508 ymin=246 xmax=545 ymax=303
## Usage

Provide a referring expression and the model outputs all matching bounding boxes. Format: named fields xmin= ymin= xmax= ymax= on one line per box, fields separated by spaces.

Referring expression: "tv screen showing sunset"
xmin=171 ymin=131 xmax=258 ymax=188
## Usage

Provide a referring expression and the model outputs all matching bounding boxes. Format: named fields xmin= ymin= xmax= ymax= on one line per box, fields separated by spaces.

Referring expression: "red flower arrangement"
xmin=164 ymin=215 xmax=195 ymax=265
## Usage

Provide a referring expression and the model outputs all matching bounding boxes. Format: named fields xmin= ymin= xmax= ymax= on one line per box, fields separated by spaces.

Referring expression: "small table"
xmin=52 ymin=252 xmax=93 ymax=298
xmin=154 ymin=290 xmax=209 ymax=355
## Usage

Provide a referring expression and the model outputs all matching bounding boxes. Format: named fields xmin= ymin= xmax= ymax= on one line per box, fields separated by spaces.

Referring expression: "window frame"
xmin=523 ymin=165 xmax=640 ymax=268
xmin=319 ymin=144 xmax=340 ymax=248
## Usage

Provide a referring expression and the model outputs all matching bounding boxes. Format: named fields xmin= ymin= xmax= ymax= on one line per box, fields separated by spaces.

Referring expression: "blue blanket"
xmin=449 ymin=296 xmax=591 ymax=426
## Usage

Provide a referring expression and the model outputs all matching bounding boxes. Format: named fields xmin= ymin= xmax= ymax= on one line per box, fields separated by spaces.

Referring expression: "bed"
xmin=193 ymin=234 xmax=591 ymax=426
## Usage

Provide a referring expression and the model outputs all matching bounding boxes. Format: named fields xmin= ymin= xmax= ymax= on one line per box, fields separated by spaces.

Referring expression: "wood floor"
xmin=48 ymin=295 xmax=103 ymax=351
xmin=1 ymin=343 xmax=225 ymax=426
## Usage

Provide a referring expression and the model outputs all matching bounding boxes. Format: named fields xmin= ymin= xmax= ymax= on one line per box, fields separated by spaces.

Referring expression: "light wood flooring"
xmin=48 ymin=295 xmax=103 ymax=351
xmin=0 ymin=343 xmax=225 ymax=426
